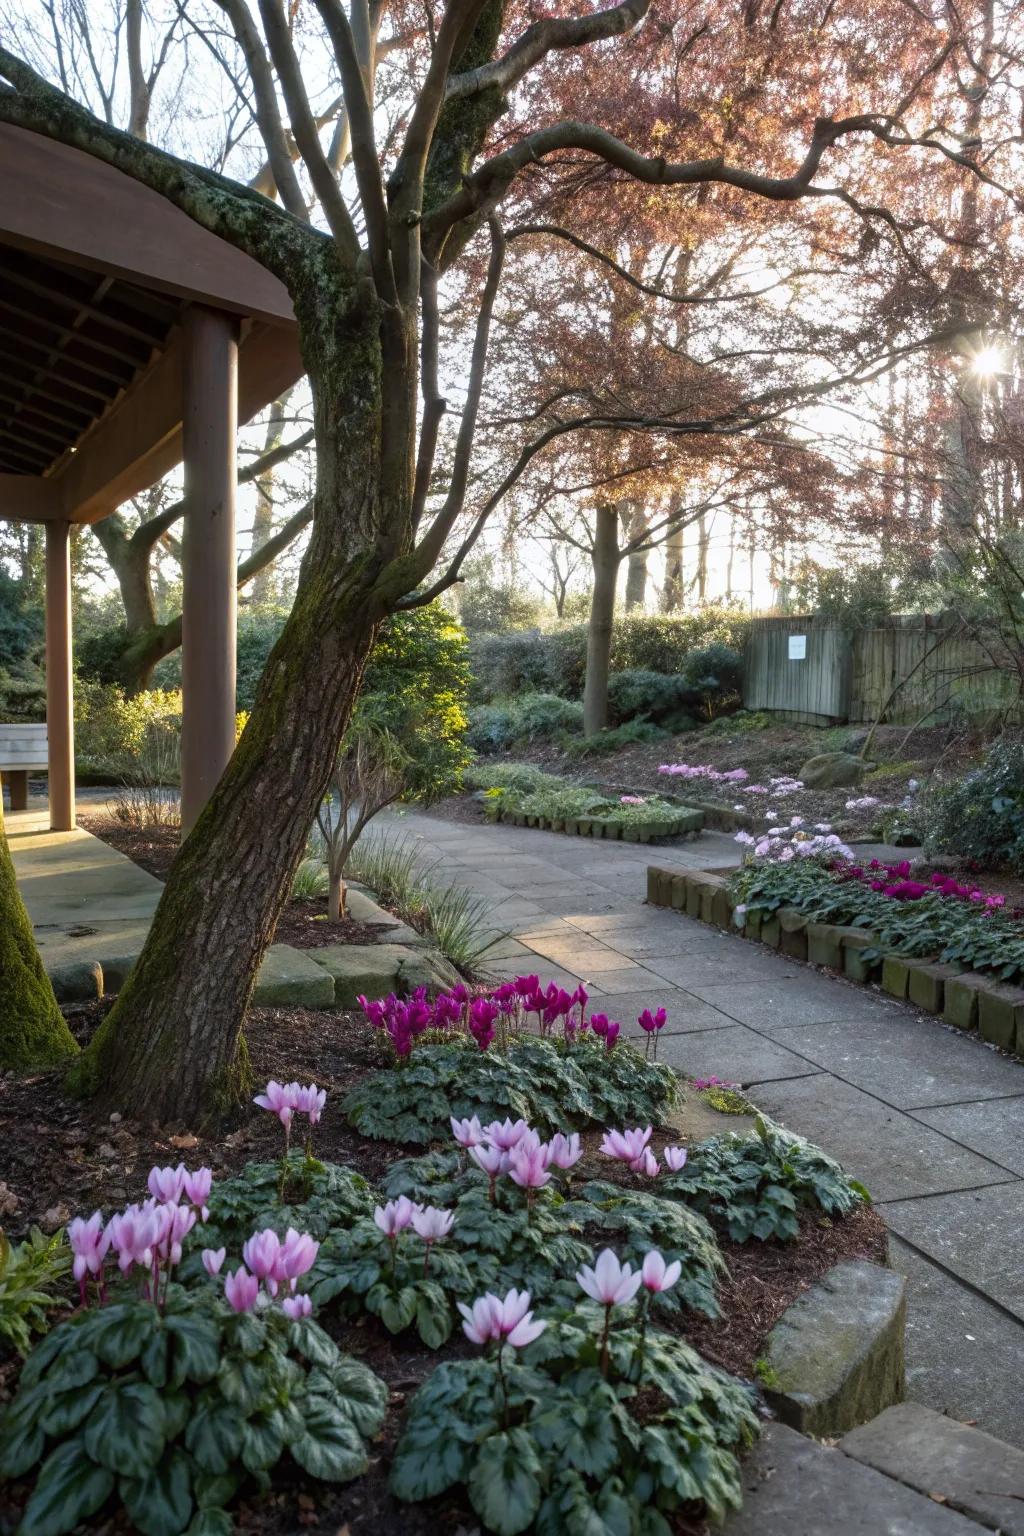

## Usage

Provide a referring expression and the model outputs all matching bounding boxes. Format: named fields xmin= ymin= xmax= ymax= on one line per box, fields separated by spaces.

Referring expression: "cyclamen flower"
xmin=514 ymin=974 xmax=540 ymax=999
xmin=411 ymin=1206 xmax=455 ymax=1242
xmin=638 ymin=1148 xmax=659 ymax=1178
xmin=224 ymin=1266 xmax=260 ymax=1313
xmin=282 ymin=1293 xmax=312 ymax=1319
xmin=451 ymin=1114 xmax=485 ymax=1149
xmin=663 ymin=1146 xmax=688 ymax=1173
xmin=147 ymin=1164 xmax=188 ymax=1204
xmin=202 ymin=1247 xmax=226 ymax=1276
xmin=638 ymin=1007 xmax=667 ymax=1035
xmin=600 ymin=1126 xmax=652 ymax=1165
xmin=458 ymin=1289 xmax=546 ymax=1348
xmin=641 ymin=1250 xmax=682 ymax=1294
xmin=508 ymin=1142 xmax=551 ymax=1191
xmin=470 ymin=1142 xmax=509 ymax=1178
xmin=68 ymin=1212 xmax=110 ymax=1291
xmin=374 ymin=1197 xmax=419 ymax=1237
xmin=107 ymin=1205 xmax=161 ymax=1273
xmin=242 ymin=1229 xmax=282 ymax=1284
xmin=293 ymin=1084 xmax=327 ymax=1124
xmin=253 ymin=1080 xmax=295 ymax=1128
xmin=576 ymin=1249 xmax=643 ymax=1306
xmin=183 ymin=1167 xmax=213 ymax=1219
xmin=547 ymin=1132 xmax=582 ymax=1170
xmin=483 ymin=1118 xmax=530 ymax=1151
xmin=280 ymin=1228 xmax=319 ymax=1279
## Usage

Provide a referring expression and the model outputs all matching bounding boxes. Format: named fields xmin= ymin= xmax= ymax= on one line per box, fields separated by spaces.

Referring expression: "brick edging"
xmin=646 ymin=864 xmax=1024 ymax=1059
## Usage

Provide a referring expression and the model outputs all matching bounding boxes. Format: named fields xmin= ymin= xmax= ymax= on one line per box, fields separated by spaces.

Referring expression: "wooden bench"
xmin=0 ymin=723 xmax=48 ymax=811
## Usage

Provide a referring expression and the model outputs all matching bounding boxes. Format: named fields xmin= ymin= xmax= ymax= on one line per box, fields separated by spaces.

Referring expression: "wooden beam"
xmin=0 ymin=473 xmax=61 ymax=520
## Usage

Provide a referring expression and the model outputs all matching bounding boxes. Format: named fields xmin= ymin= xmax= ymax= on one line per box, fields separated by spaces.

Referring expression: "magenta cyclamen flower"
xmin=638 ymin=1007 xmax=667 ymax=1035
xmin=202 ymin=1247 xmax=226 ymax=1276
xmin=600 ymin=1126 xmax=653 ymax=1165
xmin=514 ymin=974 xmax=540 ymax=998
xmin=451 ymin=1115 xmax=485 ymax=1149
xmin=411 ymin=1206 xmax=455 ymax=1241
xmin=458 ymin=1288 xmax=546 ymax=1348
xmin=508 ymin=1142 xmax=551 ymax=1190
xmin=663 ymin=1146 xmax=688 ymax=1173
xmin=282 ymin=1293 xmax=312 ymax=1319
xmin=547 ymin=1132 xmax=582 ymax=1170
xmin=374 ymin=1197 xmax=419 ymax=1237
xmin=253 ymin=1080 xmax=295 ymax=1127
xmin=576 ymin=1249 xmax=643 ymax=1306
xmin=147 ymin=1164 xmax=187 ymax=1204
xmin=224 ymin=1266 xmax=260 ymax=1313
xmin=183 ymin=1167 xmax=213 ymax=1218
xmin=641 ymin=1250 xmax=682 ymax=1294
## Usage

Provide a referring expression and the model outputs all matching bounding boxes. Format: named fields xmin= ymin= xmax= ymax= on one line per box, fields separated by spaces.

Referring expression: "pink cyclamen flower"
xmin=483 ymin=1118 xmax=530 ymax=1151
xmin=373 ymin=1197 xmax=419 ymax=1237
xmin=183 ymin=1167 xmax=213 ymax=1219
xmin=155 ymin=1202 xmax=196 ymax=1266
xmin=202 ymin=1247 xmax=226 ymax=1276
xmin=242 ymin=1228 xmax=282 ymax=1284
xmin=293 ymin=1083 xmax=327 ymax=1124
xmin=576 ymin=1249 xmax=643 ymax=1306
xmin=253 ymin=1080 xmax=295 ymax=1128
xmin=224 ymin=1266 xmax=260 ymax=1313
xmin=411 ymin=1206 xmax=455 ymax=1242
xmin=282 ymin=1293 xmax=312 ymax=1320
xmin=458 ymin=1288 xmax=546 ymax=1348
xmin=547 ymin=1132 xmax=582 ymax=1170
xmin=663 ymin=1146 xmax=688 ymax=1173
xmin=147 ymin=1164 xmax=188 ymax=1204
xmin=107 ymin=1205 xmax=161 ymax=1273
xmin=642 ymin=1249 xmax=682 ymax=1295
xmin=280 ymin=1228 xmax=320 ymax=1279
xmin=508 ymin=1142 xmax=551 ymax=1191
xmin=68 ymin=1212 xmax=109 ymax=1283
xmin=638 ymin=1148 xmax=659 ymax=1178
xmin=600 ymin=1127 xmax=652 ymax=1165
xmin=451 ymin=1115 xmax=485 ymax=1149
xmin=470 ymin=1143 xmax=508 ymax=1178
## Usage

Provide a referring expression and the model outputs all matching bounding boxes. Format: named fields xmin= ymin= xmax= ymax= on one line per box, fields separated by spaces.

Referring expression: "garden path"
xmin=385 ymin=807 xmax=1024 ymax=1448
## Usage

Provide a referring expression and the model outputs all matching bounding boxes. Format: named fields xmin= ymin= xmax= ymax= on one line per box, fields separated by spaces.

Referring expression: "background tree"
xmin=0 ymin=0 xmax=1019 ymax=1118
xmin=0 ymin=798 xmax=79 ymax=1069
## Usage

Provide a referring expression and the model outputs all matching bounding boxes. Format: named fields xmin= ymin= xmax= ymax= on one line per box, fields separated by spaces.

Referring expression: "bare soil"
xmin=0 ymin=1002 xmax=887 ymax=1536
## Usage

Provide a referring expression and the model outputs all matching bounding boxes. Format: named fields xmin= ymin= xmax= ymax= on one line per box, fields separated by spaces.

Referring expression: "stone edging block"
xmin=943 ymin=971 xmax=989 ymax=1032
xmin=978 ymin=981 xmax=1024 ymax=1053
xmin=906 ymin=960 xmax=961 ymax=1016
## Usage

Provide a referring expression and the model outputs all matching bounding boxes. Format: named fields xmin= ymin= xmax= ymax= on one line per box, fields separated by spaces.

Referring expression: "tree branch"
xmin=445 ymin=0 xmax=651 ymax=103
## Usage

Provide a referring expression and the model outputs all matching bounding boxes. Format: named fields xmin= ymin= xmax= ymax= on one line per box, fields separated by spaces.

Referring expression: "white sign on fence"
xmin=788 ymin=634 xmax=807 ymax=660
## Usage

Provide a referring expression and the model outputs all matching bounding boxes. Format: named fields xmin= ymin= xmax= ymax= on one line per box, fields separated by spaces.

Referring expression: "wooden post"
xmin=180 ymin=305 xmax=239 ymax=837
xmin=45 ymin=519 xmax=75 ymax=831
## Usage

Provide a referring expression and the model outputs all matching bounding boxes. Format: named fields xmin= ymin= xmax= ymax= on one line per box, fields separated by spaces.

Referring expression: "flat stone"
xmin=763 ymin=1260 xmax=906 ymax=1436
xmin=396 ymin=947 xmax=461 ymax=994
xmin=655 ymin=1023 xmax=822 ymax=1086
xmin=881 ymin=1182 xmax=1024 ymax=1321
xmin=723 ymin=1422 xmax=983 ymax=1535
xmin=890 ymin=1236 xmax=1024 ymax=1448
xmin=749 ymin=1073 xmax=1008 ymax=1201
xmin=943 ymin=973 xmax=990 ymax=1032
xmin=254 ymin=944 xmax=338 ymax=1008
xmin=663 ymin=1095 xmax=757 ymax=1142
xmin=343 ymin=887 xmax=403 ymax=927
xmin=841 ymin=1402 xmax=1024 ymax=1534
xmin=882 ymin=954 xmax=911 ymax=1000
xmin=908 ymin=961 xmax=961 ymax=1016
xmin=977 ymin=981 xmax=1024 ymax=1054
xmin=646 ymin=866 xmax=673 ymax=905
xmin=760 ymin=914 xmax=781 ymax=949
xmin=48 ymin=959 xmax=103 ymax=1003
xmin=647 ymin=950 xmax=791 ymax=987
xmin=769 ymin=1014 xmax=1024 ymax=1109
xmin=912 ymin=1094 xmax=1024 ymax=1177
xmin=97 ymin=952 xmax=141 ymax=993
xmin=305 ymin=942 xmax=407 ymax=1006
xmin=684 ymin=870 xmax=723 ymax=920
xmin=683 ymin=977 xmax=902 ymax=1033
xmin=609 ymin=992 xmax=741 ymax=1035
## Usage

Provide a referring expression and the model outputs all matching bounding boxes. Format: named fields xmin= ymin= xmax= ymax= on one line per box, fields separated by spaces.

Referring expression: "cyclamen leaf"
xmin=19 ymin=1438 xmax=115 ymax=1536
xmin=185 ymin=1398 xmax=245 ymax=1475
xmin=89 ymin=1303 xmax=159 ymax=1369
xmin=38 ymin=1383 xmax=103 ymax=1437
xmin=119 ymin=1447 xmax=194 ymax=1536
xmin=287 ymin=1315 xmax=339 ymax=1367
xmin=289 ymin=1399 xmax=369 ymax=1482
xmin=185 ymin=1511 xmax=233 ymax=1536
xmin=468 ymin=1429 xmax=544 ymax=1536
xmin=0 ymin=1414 xmax=45 ymax=1480
xmin=84 ymin=1382 xmax=166 ymax=1474
xmin=240 ymin=1412 xmax=285 ymax=1473
xmin=376 ymin=1283 xmax=418 ymax=1334
xmin=164 ymin=1312 xmax=221 ymax=1386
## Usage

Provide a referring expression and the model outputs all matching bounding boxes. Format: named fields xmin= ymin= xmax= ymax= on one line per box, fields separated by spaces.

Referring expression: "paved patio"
xmin=386 ymin=807 xmax=1024 ymax=1447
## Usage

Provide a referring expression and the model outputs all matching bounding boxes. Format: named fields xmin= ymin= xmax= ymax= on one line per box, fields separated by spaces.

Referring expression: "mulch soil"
xmin=0 ymin=1000 xmax=888 ymax=1536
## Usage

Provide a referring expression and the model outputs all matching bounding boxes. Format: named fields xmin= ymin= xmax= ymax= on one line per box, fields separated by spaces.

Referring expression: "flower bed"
xmin=468 ymin=762 xmax=703 ymax=841
xmin=0 ymin=979 xmax=882 ymax=1536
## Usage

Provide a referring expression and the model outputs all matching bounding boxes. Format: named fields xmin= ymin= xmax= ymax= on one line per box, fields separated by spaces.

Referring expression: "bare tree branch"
xmin=445 ymin=0 xmax=651 ymax=102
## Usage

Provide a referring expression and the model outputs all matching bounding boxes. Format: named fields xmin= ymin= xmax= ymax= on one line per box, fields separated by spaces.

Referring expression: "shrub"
xmin=681 ymin=643 xmax=744 ymax=715
xmin=606 ymin=670 xmax=695 ymax=726
xmin=0 ymin=1289 xmax=387 ymax=1536
xmin=464 ymin=762 xmax=552 ymax=794
xmin=468 ymin=632 xmax=553 ymax=702
xmin=923 ymin=735 xmax=1024 ymax=875
xmin=664 ymin=1117 xmax=869 ymax=1241
xmin=559 ymin=720 xmax=672 ymax=757
xmin=466 ymin=693 xmax=583 ymax=753
xmin=0 ymin=1226 xmax=70 ymax=1355
xmin=343 ymin=1034 xmax=677 ymax=1144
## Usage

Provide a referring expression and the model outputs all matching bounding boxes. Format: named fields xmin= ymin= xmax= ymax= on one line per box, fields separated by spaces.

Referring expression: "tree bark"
xmin=249 ymin=389 xmax=294 ymax=607
xmin=662 ymin=523 xmax=683 ymax=611
xmin=68 ymin=282 xmax=401 ymax=1122
xmin=622 ymin=502 xmax=649 ymax=610
xmin=0 ymin=799 xmax=79 ymax=1070
xmin=582 ymin=503 xmax=621 ymax=737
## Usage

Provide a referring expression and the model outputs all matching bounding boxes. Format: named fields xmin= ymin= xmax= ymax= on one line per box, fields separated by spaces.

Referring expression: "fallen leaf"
xmin=170 ymin=1134 xmax=200 ymax=1150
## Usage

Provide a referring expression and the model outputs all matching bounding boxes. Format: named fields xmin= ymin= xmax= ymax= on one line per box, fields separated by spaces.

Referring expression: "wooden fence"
xmin=743 ymin=614 xmax=1022 ymax=726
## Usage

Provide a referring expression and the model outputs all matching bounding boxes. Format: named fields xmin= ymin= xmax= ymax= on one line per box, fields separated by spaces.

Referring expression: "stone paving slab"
xmin=889 ymin=1238 xmax=1024 ymax=1449
xmin=911 ymin=1095 xmax=1024 ymax=1177
xmin=750 ymin=1075 xmax=1011 ymax=1202
xmin=684 ymin=976 xmax=910 ymax=1032
xmin=765 ymin=1015 xmax=1024 ymax=1111
xmin=723 ymin=1423 xmax=985 ymax=1534
xmin=655 ymin=1023 xmax=823 ymax=1085
xmin=841 ymin=1402 xmax=1024 ymax=1532
xmin=881 ymin=1182 xmax=1024 ymax=1321
xmin=647 ymin=950 xmax=800 ymax=986
xmin=608 ymin=991 xmax=742 ymax=1034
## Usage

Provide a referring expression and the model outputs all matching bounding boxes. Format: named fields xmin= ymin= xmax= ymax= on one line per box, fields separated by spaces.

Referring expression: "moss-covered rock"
xmin=0 ymin=807 xmax=79 ymax=1069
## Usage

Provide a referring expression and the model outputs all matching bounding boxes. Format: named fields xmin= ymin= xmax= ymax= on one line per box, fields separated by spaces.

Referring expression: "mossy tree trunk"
xmin=583 ymin=504 xmax=622 ymax=737
xmin=0 ymin=800 xmax=79 ymax=1070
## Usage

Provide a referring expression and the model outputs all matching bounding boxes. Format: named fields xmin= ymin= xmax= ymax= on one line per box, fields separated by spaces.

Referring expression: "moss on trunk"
xmin=0 ymin=804 xmax=79 ymax=1070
